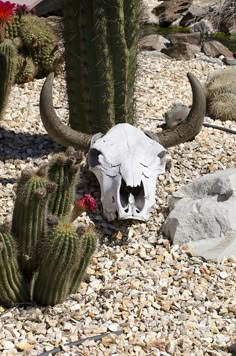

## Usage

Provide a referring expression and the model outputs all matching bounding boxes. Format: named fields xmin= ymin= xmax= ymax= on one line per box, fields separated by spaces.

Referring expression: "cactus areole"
xmin=40 ymin=72 xmax=206 ymax=222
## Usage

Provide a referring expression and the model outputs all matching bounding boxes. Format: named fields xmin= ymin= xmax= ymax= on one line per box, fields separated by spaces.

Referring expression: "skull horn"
xmin=40 ymin=73 xmax=93 ymax=150
xmin=146 ymin=72 xmax=206 ymax=148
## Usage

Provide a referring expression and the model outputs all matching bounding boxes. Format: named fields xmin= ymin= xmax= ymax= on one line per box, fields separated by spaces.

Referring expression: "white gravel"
xmin=0 ymin=48 xmax=236 ymax=355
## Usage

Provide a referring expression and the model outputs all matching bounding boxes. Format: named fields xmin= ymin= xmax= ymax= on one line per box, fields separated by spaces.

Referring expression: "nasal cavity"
xmin=119 ymin=178 xmax=145 ymax=213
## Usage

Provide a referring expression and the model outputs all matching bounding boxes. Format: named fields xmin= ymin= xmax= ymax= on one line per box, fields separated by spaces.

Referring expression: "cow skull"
xmin=88 ymin=124 xmax=167 ymax=221
xmin=39 ymin=72 xmax=206 ymax=221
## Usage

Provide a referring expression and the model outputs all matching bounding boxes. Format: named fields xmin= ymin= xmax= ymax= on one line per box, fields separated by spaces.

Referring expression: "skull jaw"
xmin=117 ymin=208 xmax=150 ymax=222
xmin=102 ymin=198 xmax=152 ymax=222
xmin=100 ymin=176 xmax=156 ymax=222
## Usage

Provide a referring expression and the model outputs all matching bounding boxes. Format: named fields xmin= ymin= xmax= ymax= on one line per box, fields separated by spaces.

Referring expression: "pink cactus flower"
xmin=0 ymin=1 xmax=16 ymax=23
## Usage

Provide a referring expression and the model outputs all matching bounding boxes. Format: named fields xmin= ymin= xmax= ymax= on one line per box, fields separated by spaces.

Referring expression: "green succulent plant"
xmin=206 ymin=67 xmax=236 ymax=121
xmin=63 ymin=0 xmax=142 ymax=133
xmin=3 ymin=13 xmax=62 ymax=83
xmin=0 ymin=149 xmax=97 ymax=307
xmin=0 ymin=42 xmax=18 ymax=120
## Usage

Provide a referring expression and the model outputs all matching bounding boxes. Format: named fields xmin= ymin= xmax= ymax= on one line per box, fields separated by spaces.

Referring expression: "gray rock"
xmin=168 ymin=32 xmax=202 ymax=46
xmin=223 ymin=57 xmax=236 ymax=66
xmin=162 ymin=42 xmax=201 ymax=60
xmin=152 ymin=0 xmax=192 ymax=27
xmin=139 ymin=34 xmax=170 ymax=52
xmin=142 ymin=1 xmax=159 ymax=25
xmin=195 ymin=53 xmax=224 ymax=66
xmin=186 ymin=230 xmax=236 ymax=262
xmin=192 ymin=19 xmax=215 ymax=34
xmin=202 ymin=40 xmax=234 ymax=58
xmin=163 ymin=169 xmax=236 ymax=247
xmin=180 ymin=1 xmax=219 ymax=27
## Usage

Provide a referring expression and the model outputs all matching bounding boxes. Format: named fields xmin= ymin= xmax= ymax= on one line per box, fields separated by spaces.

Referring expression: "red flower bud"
xmin=76 ymin=194 xmax=96 ymax=212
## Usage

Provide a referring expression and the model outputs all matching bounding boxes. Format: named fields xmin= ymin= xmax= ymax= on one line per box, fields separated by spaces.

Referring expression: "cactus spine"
xmin=0 ymin=225 xmax=29 ymax=307
xmin=0 ymin=43 xmax=17 ymax=119
xmin=63 ymin=0 xmax=141 ymax=134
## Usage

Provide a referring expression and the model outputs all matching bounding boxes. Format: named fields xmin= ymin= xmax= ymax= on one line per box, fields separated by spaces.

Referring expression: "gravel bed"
xmin=0 ymin=50 xmax=236 ymax=355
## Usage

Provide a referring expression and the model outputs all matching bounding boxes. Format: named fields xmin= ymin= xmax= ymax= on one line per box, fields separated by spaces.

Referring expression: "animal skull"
xmin=39 ymin=72 xmax=206 ymax=221
xmin=88 ymin=124 xmax=167 ymax=221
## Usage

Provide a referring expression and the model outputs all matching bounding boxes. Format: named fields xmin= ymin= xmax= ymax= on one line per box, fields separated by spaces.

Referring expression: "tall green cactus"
xmin=0 ymin=224 xmax=29 ymax=307
xmin=33 ymin=221 xmax=96 ymax=306
xmin=63 ymin=0 xmax=141 ymax=134
xmin=0 ymin=43 xmax=17 ymax=120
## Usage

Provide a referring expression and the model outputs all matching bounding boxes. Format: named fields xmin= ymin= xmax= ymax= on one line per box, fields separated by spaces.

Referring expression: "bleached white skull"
xmin=39 ymin=72 xmax=206 ymax=221
xmin=88 ymin=124 xmax=167 ymax=221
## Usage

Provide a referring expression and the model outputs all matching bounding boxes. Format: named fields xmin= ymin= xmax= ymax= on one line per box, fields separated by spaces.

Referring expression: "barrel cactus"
xmin=11 ymin=168 xmax=53 ymax=280
xmin=64 ymin=0 xmax=142 ymax=133
xmin=0 ymin=148 xmax=97 ymax=307
xmin=0 ymin=224 xmax=29 ymax=307
xmin=206 ymin=67 xmax=236 ymax=121
xmin=33 ymin=221 xmax=96 ymax=306
xmin=0 ymin=42 xmax=18 ymax=119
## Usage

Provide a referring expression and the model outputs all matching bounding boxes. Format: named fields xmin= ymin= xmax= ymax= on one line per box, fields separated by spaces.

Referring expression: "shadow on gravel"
xmin=0 ymin=127 xmax=63 ymax=160
xmin=0 ymin=177 xmax=17 ymax=186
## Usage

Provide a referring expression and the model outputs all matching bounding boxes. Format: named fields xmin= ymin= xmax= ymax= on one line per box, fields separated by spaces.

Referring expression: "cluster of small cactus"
xmin=63 ymin=0 xmax=142 ymax=133
xmin=206 ymin=67 xmax=236 ymax=121
xmin=3 ymin=11 xmax=62 ymax=83
xmin=0 ymin=148 xmax=97 ymax=307
xmin=0 ymin=4 xmax=62 ymax=120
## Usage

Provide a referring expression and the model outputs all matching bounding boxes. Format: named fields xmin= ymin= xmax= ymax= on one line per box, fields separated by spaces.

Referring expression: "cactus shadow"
xmin=0 ymin=127 xmax=63 ymax=160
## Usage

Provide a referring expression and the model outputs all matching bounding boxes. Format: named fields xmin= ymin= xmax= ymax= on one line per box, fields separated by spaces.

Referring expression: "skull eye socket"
xmin=88 ymin=148 xmax=102 ymax=168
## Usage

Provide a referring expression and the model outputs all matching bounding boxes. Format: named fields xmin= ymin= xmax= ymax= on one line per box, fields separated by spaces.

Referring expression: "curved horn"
xmin=146 ymin=73 xmax=206 ymax=148
xmin=40 ymin=73 xmax=93 ymax=150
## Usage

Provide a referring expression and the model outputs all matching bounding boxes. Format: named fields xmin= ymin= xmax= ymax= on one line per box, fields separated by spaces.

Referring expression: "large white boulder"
xmin=163 ymin=169 xmax=236 ymax=261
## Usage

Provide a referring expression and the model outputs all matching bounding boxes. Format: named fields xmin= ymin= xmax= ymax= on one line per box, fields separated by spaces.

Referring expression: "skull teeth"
xmin=119 ymin=178 xmax=145 ymax=214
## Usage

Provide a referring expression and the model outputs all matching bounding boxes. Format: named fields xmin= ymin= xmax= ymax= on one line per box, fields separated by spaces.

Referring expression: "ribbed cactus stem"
xmin=0 ymin=26 xmax=4 ymax=42
xmin=0 ymin=43 xmax=17 ymax=120
xmin=69 ymin=232 xmax=97 ymax=294
xmin=47 ymin=148 xmax=81 ymax=218
xmin=64 ymin=0 xmax=141 ymax=133
xmin=0 ymin=225 xmax=29 ymax=307
xmin=33 ymin=221 xmax=86 ymax=306
xmin=12 ymin=169 xmax=52 ymax=279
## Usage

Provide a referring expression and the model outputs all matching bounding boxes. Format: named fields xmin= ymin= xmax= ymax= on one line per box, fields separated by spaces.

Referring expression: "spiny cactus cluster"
xmin=0 ymin=148 xmax=97 ymax=307
xmin=4 ymin=13 xmax=62 ymax=83
xmin=206 ymin=67 xmax=236 ymax=121
xmin=0 ymin=7 xmax=62 ymax=120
